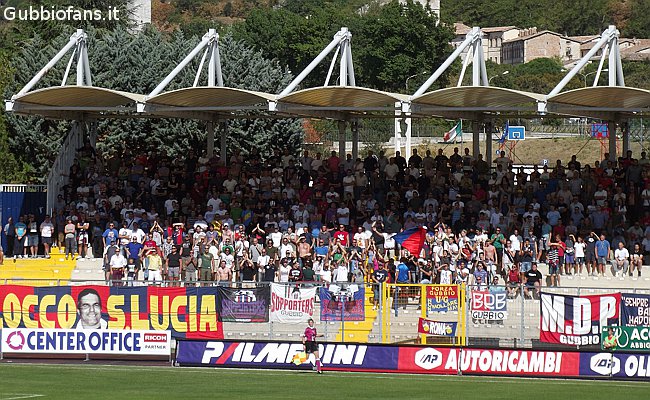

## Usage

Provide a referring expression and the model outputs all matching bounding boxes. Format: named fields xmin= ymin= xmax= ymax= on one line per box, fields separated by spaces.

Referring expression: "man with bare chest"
xmin=216 ymin=260 xmax=233 ymax=285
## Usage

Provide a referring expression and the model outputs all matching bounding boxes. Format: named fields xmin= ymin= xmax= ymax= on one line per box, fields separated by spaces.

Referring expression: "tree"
xmin=350 ymin=0 xmax=454 ymax=93
xmin=208 ymin=34 xmax=304 ymax=157
xmin=622 ymin=0 xmax=650 ymax=38
xmin=0 ymin=51 xmax=32 ymax=183
xmin=4 ymin=27 xmax=303 ymax=181
xmin=233 ymin=0 xmax=453 ymax=93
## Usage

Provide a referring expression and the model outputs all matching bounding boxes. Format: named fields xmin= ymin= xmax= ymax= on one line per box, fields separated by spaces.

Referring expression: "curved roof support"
xmin=548 ymin=25 xmax=623 ymax=98
xmin=412 ymin=27 xmax=485 ymax=98
xmin=6 ymin=29 xmax=91 ymax=112
xmin=148 ymin=29 xmax=222 ymax=99
xmin=279 ymin=27 xmax=354 ymax=97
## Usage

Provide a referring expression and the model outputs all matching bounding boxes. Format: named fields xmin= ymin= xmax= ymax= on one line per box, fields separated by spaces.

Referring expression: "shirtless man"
xmin=216 ymin=260 xmax=233 ymax=285
xmin=297 ymin=236 xmax=312 ymax=266
xmin=483 ymin=240 xmax=498 ymax=274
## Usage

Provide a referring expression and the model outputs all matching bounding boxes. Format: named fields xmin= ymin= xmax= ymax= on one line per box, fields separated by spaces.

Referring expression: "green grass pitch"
xmin=1 ymin=363 xmax=649 ymax=399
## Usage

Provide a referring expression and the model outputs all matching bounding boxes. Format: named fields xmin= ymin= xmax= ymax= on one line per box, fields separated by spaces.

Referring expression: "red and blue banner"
xmin=425 ymin=285 xmax=459 ymax=313
xmin=319 ymin=285 xmax=365 ymax=321
xmin=217 ymin=286 xmax=270 ymax=323
xmin=0 ymin=285 xmax=223 ymax=339
xmin=540 ymin=292 xmax=620 ymax=346
xmin=417 ymin=318 xmax=457 ymax=336
xmin=621 ymin=294 xmax=650 ymax=327
xmin=393 ymin=227 xmax=426 ymax=256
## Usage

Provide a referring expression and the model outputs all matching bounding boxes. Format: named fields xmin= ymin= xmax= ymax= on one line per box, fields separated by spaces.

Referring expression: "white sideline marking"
xmin=0 ymin=394 xmax=44 ymax=400
xmin=2 ymin=363 xmax=649 ymax=387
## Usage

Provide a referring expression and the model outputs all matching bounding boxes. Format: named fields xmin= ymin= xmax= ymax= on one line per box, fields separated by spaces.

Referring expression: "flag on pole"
xmin=393 ymin=227 xmax=427 ymax=256
xmin=498 ymin=120 xmax=509 ymax=144
xmin=443 ymin=121 xmax=462 ymax=143
xmin=291 ymin=351 xmax=309 ymax=365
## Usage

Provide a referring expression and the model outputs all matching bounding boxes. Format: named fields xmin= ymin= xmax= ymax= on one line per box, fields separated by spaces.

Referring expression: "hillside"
xmin=151 ymin=0 xmax=650 ymax=38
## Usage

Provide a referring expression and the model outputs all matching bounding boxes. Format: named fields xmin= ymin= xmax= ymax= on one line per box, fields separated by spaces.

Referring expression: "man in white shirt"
xmin=207 ymin=193 xmax=222 ymax=211
xmin=384 ymin=158 xmax=399 ymax=182
xmin=223 ymin=177 xmax=238 ymax=193
xmin=40 ymin=215 xmax=55 ymax=258
xmin=509 ymin=229 xmax=522 ymax=252
xmin=337 ymin=205 xmax=350 ymax=226
xmin=614 ymin=242 xmax=630 ymax=277
xmin=109 ymin=251 xmax=127 ymax=284
xmin=342 ymin=170 xmax=355 ymax=196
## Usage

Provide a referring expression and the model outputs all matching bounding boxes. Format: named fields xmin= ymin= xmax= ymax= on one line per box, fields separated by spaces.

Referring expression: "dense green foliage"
xmin=233 ymin=0 xmax=454 ymax=92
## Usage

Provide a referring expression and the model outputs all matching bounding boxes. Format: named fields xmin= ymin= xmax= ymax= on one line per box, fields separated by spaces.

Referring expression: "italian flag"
xmin=443 ymin=121 xmax=462 ymax=142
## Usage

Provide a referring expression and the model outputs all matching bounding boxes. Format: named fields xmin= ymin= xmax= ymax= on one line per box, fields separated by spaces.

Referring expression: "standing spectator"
xmin=490 ymin=227 xmax=505 ymax=269
xmin=102 ymin=222 xmax=118 ymax=249
xmin=76 ymin=215 xmax=90 ymax=259
xmin=573 ymin=235 xmax=587 ymax=276
xmin=507 ymin=264 xmax=521 ymax=299
xmin=4 ymin=217 xmax=15 ymax=258
xmin=103 ymin=240 xmax=119 ymax=282
xmin=630 ymin=243 xmax=644 ymax=277
xmin=585 ymin=232 xmax=598 ymax=276
xmin=595 ymin=234 xmax=611 ymax=277
xmin=90 ymin=215 xmax=105 ymax=259
xmin=40 ymin=215 xmax=54 ymax=258
xmin=146 ymin=251 xmax=163 ymax=284
xmin=63 ymin=218 xmax=76 ymax=260
xmin=166 ymin=246 xmax=182 ymax=286
xmin=198 ymin=248 xmax=214 ymax=285
xmin=109 ymin=249 xmax=127 ymax=286
xmin=26 ymin=215 xmax=38 ymax=258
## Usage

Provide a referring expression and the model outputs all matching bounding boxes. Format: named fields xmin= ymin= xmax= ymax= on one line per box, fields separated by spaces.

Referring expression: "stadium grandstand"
xmin=1 ymin=24 xmax=649 ymax=349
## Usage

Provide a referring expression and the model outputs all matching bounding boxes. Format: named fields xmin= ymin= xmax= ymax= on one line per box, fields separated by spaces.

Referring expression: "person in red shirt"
xmin=333 ymin=224 xmax=350 ymax=247
xmin=143 ymin=236 xmax=160 ymax=257
xmin=507 ymin=264 xmax=521 ymax=299
xmin=327 ymin=151 xmax=340 ymax=173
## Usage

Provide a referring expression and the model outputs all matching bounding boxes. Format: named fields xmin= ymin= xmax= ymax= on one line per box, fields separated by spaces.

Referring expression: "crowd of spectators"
xmin=3 ymin=140 xmax=650 ymax=297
